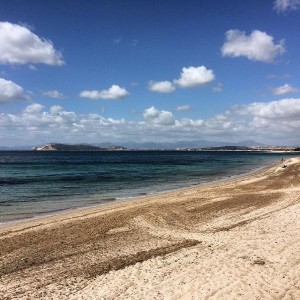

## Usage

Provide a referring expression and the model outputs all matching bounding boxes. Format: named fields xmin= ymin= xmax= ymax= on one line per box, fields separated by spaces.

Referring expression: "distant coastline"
xmin=31 ymin=143 xmax=300 ymax=152
xmin=32 ymin=143 xmax=126 ymax=151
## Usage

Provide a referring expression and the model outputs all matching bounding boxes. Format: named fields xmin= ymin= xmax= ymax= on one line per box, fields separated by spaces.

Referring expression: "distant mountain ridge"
xmin=32 ymin=143 xmax=126 ymax=151
xmin=4 ymin=140 xmax=298 ymax=151
xmin=30 ymin=140 xmax=266 ymax=151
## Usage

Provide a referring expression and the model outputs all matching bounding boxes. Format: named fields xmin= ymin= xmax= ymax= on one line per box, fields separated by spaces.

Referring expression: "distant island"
xmin=32 ymin=143 xmax=126 ymax=151
xmin=32 ymin=143 xmax=300 ymax=152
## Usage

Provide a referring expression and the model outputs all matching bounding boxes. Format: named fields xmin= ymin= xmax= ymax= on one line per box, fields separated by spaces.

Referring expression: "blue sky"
xmin=0 ymin=0 xmax=300 ymax=147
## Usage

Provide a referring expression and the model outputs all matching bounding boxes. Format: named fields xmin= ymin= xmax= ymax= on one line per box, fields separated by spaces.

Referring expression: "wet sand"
xmin=1 ymin=157 xmax=300 ymax=299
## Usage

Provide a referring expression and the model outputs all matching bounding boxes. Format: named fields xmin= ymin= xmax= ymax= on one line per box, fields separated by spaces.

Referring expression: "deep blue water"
xmin=0 ymin=151 xmax=298 ymax=223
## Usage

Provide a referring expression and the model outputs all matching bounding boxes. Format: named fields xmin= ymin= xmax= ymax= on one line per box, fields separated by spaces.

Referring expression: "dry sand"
xmin=1 ymin=157 xmax=300 ymax=299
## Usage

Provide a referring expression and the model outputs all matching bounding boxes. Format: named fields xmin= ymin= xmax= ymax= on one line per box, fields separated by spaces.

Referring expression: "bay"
xmin=0 ymin=150 xmax=298 ymax=223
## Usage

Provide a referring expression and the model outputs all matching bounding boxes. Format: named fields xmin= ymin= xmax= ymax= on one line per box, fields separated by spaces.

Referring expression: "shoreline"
xmin=1 ymin=157 xmax=300 ymax=299
xmin=0 ymin=157 xmax=281 ymax=228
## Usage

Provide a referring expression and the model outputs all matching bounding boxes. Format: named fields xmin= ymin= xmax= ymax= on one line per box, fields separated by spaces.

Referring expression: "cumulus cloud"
xmin=174 ymin=66 xmax=215 ymax=88
xmin=1 ymin=99 xmax=300 ymax=146
xmin=149 ymin=66 xmax=215 ymax=94
xmin=143 ymin=106 xmax=175 ymax=125
xmin=23 ymin=103 xmax=44 ymax=114
xmin=273 ymin=0 xmax=300 ymax=13
xmin=0 ymin=22 xmax=64 ymax=65
xmin=272 ymin=84 xmax=299 ymax=95
xmin=42 ymin=90 xmax=65 ymax=99
xmin=50 ymin=105 xmax=64 ymax=115
xmin=233 ymin=98 xmax=300 ymax=120
xmin=179 ymin=118 xmax=204 ymax=127
xmin=221 ymin=30 xmax=285 ymax=63
xmin=0 ymin=77 xmax=29 ymax=103
xmin=176 ymin=105 xmax=192 ymax=111
xmin=205 ymin=114 xmax=233 ymax=130
xmin=148 ymin=81 xmax=175 ymax=93
xmin=79 ymin=85 xmax=129 ymax=100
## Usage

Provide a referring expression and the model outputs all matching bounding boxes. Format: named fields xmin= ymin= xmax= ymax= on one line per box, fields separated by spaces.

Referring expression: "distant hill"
xmin=27 ymin=140 xmax=267 ymax=151
xmin=32 ymin=143 xmax=126 ymax=151
xmin=5 ymin=140 xmax=299 ymax=151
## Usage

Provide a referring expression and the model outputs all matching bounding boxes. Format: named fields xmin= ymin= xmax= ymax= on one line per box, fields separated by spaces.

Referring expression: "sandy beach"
xmin=1 ymin=157 xmax=300 ymax=299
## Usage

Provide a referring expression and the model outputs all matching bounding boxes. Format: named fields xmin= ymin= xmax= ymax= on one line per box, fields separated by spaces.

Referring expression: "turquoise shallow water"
xmin=0 ymin=151 xmax=298 ymax=223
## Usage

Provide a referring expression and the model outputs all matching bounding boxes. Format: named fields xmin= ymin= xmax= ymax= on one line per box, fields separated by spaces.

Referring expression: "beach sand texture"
xmin=1 ymin=157 xmax=300 ymax=299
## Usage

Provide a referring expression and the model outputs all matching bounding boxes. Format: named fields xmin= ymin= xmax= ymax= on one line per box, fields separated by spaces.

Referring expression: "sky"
xmin=0 ymin=0 xmax=300 ymax=147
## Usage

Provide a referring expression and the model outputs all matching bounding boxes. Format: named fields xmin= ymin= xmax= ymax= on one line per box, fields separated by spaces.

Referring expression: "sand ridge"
xmin=0 ymin=157 xmax=300 ymax=299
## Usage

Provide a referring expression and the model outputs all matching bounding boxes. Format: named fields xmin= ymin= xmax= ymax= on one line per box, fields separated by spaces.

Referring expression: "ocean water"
xmin=0 ymin=151 xmax=298 ymax=223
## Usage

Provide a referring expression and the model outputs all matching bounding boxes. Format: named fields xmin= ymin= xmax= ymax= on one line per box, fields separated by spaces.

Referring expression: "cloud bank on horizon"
xmin=0 ymin=0 xmax=300 ymax=146
xmin=1 ymin=98 xmax=300 ymax=146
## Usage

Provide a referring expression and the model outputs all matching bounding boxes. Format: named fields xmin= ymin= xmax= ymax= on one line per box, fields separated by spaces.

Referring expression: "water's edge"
xmin=0 ymin=155 xmax=285 ymax=228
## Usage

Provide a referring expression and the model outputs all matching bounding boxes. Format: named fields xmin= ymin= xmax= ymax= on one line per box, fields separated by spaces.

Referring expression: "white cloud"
xmin=0 ymin=22 xmax=64 ymax=65
xmin=273 ymin=0 xmax=300 ymax=13
xmin=23 ymin=103 xmax=44 ymax=114
xmin=148 ymin=66 xmax=215 ymax=94
xmin=1 ymin=99 xmax=300 ymax=147
xmin=50 ymin=105 xmax=64 ymax=115
xmin=42 ymin=90 xmax=65 ymax=99
xmin=148 ymin=80 xmax=175 ymax=93
xmin=205 ymin=115 xmax=233 ymax=130
xmin=176 ymin=105 xmax=192 ymax=111
xmin=79 ymin=85 xmax=129 ymax=100
xmin=221 ymin=30 xmax=285 ymax=63
xmin=233 ymin=98 xmax=300 ymax=120
xmin=179 ymin=118 xmax=204 ymax=127
xmin=174 ymin=66 xmax=215 ymax=88
xmin=0 ymin=77 xmax=29 ymax=103
xmin=143 ymin=106 xmax=175 ymax=125
xmin=239 ymin=104 xmax=298 ymax=140
xmin=272 ymin=84 xmax=299 ymax=95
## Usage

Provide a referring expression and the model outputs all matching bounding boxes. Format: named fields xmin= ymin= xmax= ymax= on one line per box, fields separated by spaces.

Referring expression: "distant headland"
xmin=32 ymin=143 xmax=126 ymax=151
xmin=32 ymin=143 xmax=300 ymax=152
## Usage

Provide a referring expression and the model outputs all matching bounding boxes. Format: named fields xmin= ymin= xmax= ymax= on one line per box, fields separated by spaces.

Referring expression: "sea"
xmin=0 ymin=150 xmax=298 ymax=224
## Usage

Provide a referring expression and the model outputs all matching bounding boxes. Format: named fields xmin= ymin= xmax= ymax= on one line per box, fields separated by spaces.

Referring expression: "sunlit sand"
xmin=1 ymin=158 xmax=300 ymax=299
